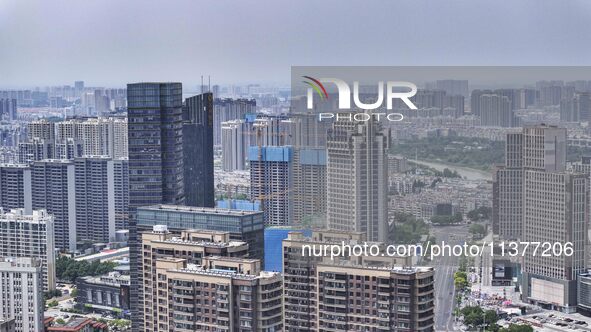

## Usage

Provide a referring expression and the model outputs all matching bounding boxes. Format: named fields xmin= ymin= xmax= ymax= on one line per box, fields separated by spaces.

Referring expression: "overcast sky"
xmin=1 ymin=0 xmax=591 ymax=88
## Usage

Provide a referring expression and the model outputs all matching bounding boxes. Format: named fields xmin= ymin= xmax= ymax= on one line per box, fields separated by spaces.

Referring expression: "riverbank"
xmin=409 ymin=159 xmax=492 ymax=181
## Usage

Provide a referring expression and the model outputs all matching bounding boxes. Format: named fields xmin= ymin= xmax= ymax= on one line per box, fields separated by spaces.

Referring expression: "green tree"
xmin=469 ymin=223 xmax=486 ymax=236
xmin=500 ymin=324 xmax=534 ymax=332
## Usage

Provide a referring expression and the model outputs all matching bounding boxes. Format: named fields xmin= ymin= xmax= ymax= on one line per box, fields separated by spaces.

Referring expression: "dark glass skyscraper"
xmin=183 ymin=92 xmax=214 ymax=208
xmin=126 ymin=82 xmax=184 ymax=332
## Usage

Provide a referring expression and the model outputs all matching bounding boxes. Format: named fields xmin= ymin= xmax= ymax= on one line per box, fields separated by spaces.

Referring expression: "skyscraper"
xmin=326 ymin=116 xmax=388 ymax=242
xmin=213 ymin=98 xmax=256 ymax=145
xmin=221 ymin=119 xmax=248 ymax=171
xmin=249 ymin=146 xmax=293 ymax=226
xmin=291 ymin=147 xmax=327 ymax=226
xmin=0 ymin=208 xmax=55 ymax=292
xmin=112 ymin=158 xmax=129 ymax=231
xmin=127 ymin=82 xmax=185 ymax=331
xmin=0 ymin=257 xmax=44 ymax=332
xmin=74 ymin=157 xmax=116 ymax=244
xmin=183 ymin=92 xmax=214 ymax=208
xmin=518 ymin=125 xmax=587 ymax=312
xmin=0 ymin=99 xmax=17 ymax=121
xmin=479 ymin=94 xmax=515 ymax=127
xmin=31 ymin=159 xmax=76 ymax=252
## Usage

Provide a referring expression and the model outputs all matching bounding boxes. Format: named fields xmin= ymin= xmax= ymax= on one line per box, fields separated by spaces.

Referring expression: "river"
xmin=409 ymin=159 xmax=492 ymax=181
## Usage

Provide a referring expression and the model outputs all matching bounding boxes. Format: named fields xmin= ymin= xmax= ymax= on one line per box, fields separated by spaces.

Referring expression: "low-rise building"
xmin=76 ymin=271 xmax=130 ymax=317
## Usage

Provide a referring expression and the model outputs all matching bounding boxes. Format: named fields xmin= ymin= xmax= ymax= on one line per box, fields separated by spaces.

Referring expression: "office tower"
xmin=0 ymin=208 xmax=55 ymax=292
xmin=74 ymin=157 xmax=116 ymax=244
xmin=326 ymin=117 xmax=388 ymax=242
xmin=136 ymin=205 xmax=264 ymax=261
xmin=291 ymin=147 xmax=327 ymax=226
xmin=31 ymin=159 xmax=76 ymax=252
xmin=0 ymin=257 xmax=44 ymax=332
xmin=496 ymin=125 xmax=588 ymax=312
xmin=493 ymin=133 xmax=524 ymax=240
xmin=0 ymin=164 xmax=32 ymax=212
xmin=0 ymin=98 xmax=17 ymax=120
xmin=479 ymin=94 xmax=515 ymax=127
xmin=213 ymin=98 xmax=256 ymax=145
xmin=127 ymin=82 xmax=185 ymax=332
xmin=282 ymin=231 xmax=428 ymax=331
xmin=183 ymin=93 xmax=214 ymax=208
xmin=112 ymin=158 xmax=129 ymax=230
xmin=27 ymin=119 xmax=55 ymax=140
xmin=221 ymin=119 xmax=248 ymax=171
xmin=249 ymin=146 xmax=293 ymax=226
xmin=148 ymin=255 xmax=282 ymax=331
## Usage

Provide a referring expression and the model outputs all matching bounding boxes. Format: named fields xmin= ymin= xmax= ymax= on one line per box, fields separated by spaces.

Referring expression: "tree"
xmin=500 ymin=325 xmax=534 ymax=332
xmin=469 ymin=223 xmax=486 ymax=236
xmin=56 ymin=256 xmax=117 ymax=282
xmin=460 ymin=306 xmax=498 ymax=330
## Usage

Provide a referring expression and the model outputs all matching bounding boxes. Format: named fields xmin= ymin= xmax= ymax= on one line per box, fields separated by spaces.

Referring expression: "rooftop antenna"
xmin=201 ymin=75 xmax=204 ymax=94
xmin=208 ymin=75 xmax=211 ymax=93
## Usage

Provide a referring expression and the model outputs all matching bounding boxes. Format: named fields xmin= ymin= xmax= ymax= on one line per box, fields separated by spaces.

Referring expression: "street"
xmin=430 ymin=224 xmax=471 ymax=331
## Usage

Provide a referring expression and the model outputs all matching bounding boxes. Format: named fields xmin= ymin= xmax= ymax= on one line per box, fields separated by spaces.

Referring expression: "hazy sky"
xmin=1 ymin=0 xmax=591 ymax=88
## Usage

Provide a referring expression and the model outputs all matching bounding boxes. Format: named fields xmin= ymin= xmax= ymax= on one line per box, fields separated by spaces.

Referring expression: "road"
xmin=429 ymin=224 xmax=471 ymax=331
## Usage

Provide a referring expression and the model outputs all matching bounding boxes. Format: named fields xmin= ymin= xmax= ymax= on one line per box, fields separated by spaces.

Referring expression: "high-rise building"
xmin=0 ymin=257 xmax=44 ymax=332
xmin=0 ymin=208 xmax=55 ymax=292
xmin=213 ymin=98 xmax=256 ymax=145
xmin=31 ymin=159 xmax=76 ymax=252
xmin=291 ymin=147 xmax=326 ymax=226
xmin=18 ymin=138 xmax=54 ymax=163
xmin=435 ymin=79 xmax=469 ymax=98
xmin=0 ymin=318 xmax=15 ymax=332
xmin=519 ymin=125 xmax=586 ymax=312
xmin=148 ymin=255 xmax=282 ymax=331
xmin=112 ymin=158 xmax=129 ymax=230
xmin=221 ymin=119 xmax=248 ymax=171
xmin=282 ymin=231 xmax=430 ymax=331
xmin=183 ymin=93 xmax=214 ymax=208
xmin=136 ymin=205 xmax=264 ymax=261
xmin=74 ymin=157 xmax=116 ymax=244
xmin=127 ymin=82 xmax=185 ymax=331
xmin=479 ymin=94 xmax=515 ymax=127
xmin=139 ymin=225 xmax=270 ymax=331
xmin=27 ymin=119 xmax=55 ymax=141
xmin=0 ymin=164 xmax=32 ymax=213
xmin=326 ymin=116 xmax=388 ymax=242
xmin=493 ymin=133 xmax=524 ymax=240
xmin=0 ymin=98 xmax=17 ymax=121
xmin=249 ymin=146 xmax=293 ymax=226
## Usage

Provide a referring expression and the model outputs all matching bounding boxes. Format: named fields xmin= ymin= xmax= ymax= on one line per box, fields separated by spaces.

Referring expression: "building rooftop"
xmin=140 ymin=204 xmax=262 ymax=216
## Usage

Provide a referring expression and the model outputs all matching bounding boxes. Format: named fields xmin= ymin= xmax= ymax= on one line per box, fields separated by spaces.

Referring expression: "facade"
xmin=479 ymin=94 xmax=515 ymax=127
xmin=0 ymin=164 xmax=32 ymax=213
xmin=148 ymin=255 xmax=282 ymax=332
xmin=136 ymin=205 xmax=264 ymax=261
xmin=0 ymin=208 xmax=55 ymax=291
xmin=282 ymin=231 xmax=431 ymax=332
xmin=326 ymin=117 xmax=388 ymax=242
xmin=493 ymin=132 xmax=524 ymax=240
xmin=221 ymin=119 xmax=248 ymax=171
xmin=139 ymin=225 xmax=260 ymax=331
xmin=127 ymin=82 xmax=185 ymax=331
xmin=291 ymin=147 xmax=327 ymax=226
xmin=0 ymin=318 xmax=15 ymax=332
xmin=249 ymin=146 xmax=293 ymax=226
xmin=112 ymin=158 xmax=129 ymax=230
xmin=505 ymin=125 xmax=588 ymax=312
xmin=31 ymin=159 xmax=76 ymax=252
xmin=74 ymin=156 xmax=116 ymax=244
xmin=76 ymin=271 xmax=130 ymax=316
xmin=0 ymin=257 xmax=44 ymax=332
xmin=183 ymin=92 xmax=214 ymax=208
